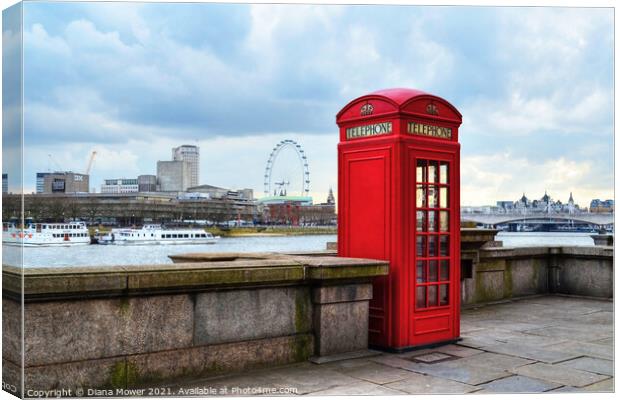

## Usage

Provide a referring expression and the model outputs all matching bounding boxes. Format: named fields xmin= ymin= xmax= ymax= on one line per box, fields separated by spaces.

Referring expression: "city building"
xmin=590 ymin=199 xmax=614 ymax=213
xmin=326 ymin=188 xmax=335 ymax=205
xmin=2 ymin=173 xmax=7 ymax=194
xmin=172 ymin=145 xmax=200 ymax=188
xmin=101 ymin=178 xmax=139 ymax=194
xmin=186 ymin=184 xmax=254 ymax=201
xmin=36 ymin=172 xmax=51 ymax=194
xmin=157 ymin=161 xmax=191 ymax=192
xmin=137 ymin=175 xmax=157 ymax=192
xmin=42 ymin=172 xmax=89 ymax=193
xmin=512 ymin=191 xmax=582 ymax=214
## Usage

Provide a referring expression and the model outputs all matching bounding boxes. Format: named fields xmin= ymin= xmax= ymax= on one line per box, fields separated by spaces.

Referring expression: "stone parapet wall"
xmin=2 ymin=253 xmax=388 ymax=395
xmin=460 ymin=230 xmax=613 ymax=305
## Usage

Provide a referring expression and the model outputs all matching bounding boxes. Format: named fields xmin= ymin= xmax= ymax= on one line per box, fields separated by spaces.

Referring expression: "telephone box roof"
xmin=336 ymin=87 xmax=462 ymax=121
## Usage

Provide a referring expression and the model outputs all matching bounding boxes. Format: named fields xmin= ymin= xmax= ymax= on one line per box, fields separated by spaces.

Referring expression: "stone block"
xmin=558 ymin=356 xmax=613 ymax=376
xmin=2 ymin=298 xmax=22 ymax=365
xmin=509 ymin=258 xmax=546 ymax=296
xmin=24 ymin=356 xmax=125 ymax=393
xmin=312 ymin=283 xmax=372 ymax=304
xmin=475 ymin=270 xmax=505 ymax=302
xmin=128 ymin=334 xmax=314 ymax=385
xmin=194 ymin=287 xmax=311 ymax=346
xmin=313 ymin=301 xmax=368 ymax=356
xmin=24 ymin=295 xmax=193 ymax=366
xmin=2 ymin=358 xmax=22 ymax=397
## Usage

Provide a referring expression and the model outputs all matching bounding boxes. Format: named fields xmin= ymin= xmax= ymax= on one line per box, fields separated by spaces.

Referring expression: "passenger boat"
xmin=2 ymin=221 xmax=90 ymax=247
xmin=98 ymin=224 xmax=219 ymax=245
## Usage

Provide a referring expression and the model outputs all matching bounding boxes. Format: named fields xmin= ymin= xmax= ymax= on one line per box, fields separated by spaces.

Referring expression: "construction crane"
xmin=47 ymin=154 xmax=62 ymax=172
xmin=85 ymin=151 xmax=97 ymax=175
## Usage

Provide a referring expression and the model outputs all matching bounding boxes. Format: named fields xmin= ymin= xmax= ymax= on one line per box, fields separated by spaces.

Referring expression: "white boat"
xmin=2 ymin=221 xmax=90 ymax=247
xmin=98 ymin=224 xmax=219 ymax=245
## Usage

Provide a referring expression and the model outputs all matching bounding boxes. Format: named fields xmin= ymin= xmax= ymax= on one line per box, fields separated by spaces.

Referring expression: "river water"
xmin=2 ymin=232 xmax=601 ymax=268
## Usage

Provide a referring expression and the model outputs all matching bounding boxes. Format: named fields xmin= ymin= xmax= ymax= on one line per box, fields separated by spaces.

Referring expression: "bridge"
xmin=461 ymin=212 xmax=614 ymax=227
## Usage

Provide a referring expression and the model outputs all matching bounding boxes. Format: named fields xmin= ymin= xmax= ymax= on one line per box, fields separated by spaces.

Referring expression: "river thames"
xmin=2 ymin=232 xmax=601 ymax=268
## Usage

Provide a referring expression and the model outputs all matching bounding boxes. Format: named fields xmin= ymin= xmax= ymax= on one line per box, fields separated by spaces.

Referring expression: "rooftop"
xmin=169 ymin=295 xmax=612 ymax=395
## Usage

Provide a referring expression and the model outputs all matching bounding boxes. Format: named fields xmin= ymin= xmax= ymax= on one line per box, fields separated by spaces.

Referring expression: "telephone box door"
xmin=410 ymin=150 xmax=459 ymax=345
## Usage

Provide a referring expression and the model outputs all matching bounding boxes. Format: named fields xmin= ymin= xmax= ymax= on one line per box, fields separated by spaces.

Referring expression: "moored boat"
xmin=97 ymin=224 xmax=219 ymax=245
xmin=2 ymin=221 xmax=90 ymax=247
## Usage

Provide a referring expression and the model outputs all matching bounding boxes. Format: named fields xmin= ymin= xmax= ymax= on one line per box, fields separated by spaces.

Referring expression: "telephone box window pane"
xmin=428 ymin=186 xmax=438 ymax=207
xmin=416 ymin=261 xmax=426 ymax=283
xmin=439 ymin=211 xmax=449 ymax=232
xmin=428 ymin=211 xmax=437 ymax=231
xmin=416 ymin=185 xmax=426 ymax=207
xmin=416 ymin=235 xmax=427 ymax=257
xmin=439 ymin=284 xmax=449 ymax=305
xmin=417 ymin=160 xmax=427 ymax=182
xmin=440 ymin=235 xmax=449 ymax=256
xmin=440 ymin=260 xmax=449 ymax=281
xmin=428 ymin=235 xmax=437 ymax=257
xmin=429 ymin=260 xmax=438 ymax=282
xmin=428 ymin=162 xmax=438 ymax=183
xmin=416 ymin=211 xmax=426 ymax=232
xmin=440 ymin=162 xmax=449 ymax=184
xmin=439 ymin=187 xmax=448 ymax=208
xmin=416 ymin=286 xmax=426 ymax=308
xmin=428 ymin=285 xmax=438 ymax=306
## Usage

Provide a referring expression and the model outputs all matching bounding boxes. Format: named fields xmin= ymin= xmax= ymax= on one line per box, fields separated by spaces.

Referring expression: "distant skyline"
xmin=2 ymin=2 xmax=614 ymax=205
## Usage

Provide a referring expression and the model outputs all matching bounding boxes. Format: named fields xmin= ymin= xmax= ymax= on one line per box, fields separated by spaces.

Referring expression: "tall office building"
xmin=2 ymin=173 xmax=7 ymax=194
xmin=172 ymin=145 xmax=200 ymax=187
xmin=36 ymin=172 xmax=51 ymax=193
xmin=157 ymin=161 xmax=191 ymax=192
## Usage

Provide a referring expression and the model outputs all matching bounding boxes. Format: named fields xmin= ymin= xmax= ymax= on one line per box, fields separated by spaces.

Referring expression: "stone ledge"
xmin=3 ymin=254 xmax=388 ymax=301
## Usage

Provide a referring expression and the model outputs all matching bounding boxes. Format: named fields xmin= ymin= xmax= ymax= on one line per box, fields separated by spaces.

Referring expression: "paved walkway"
xmin=173 ymin=295 xmax=613 ymax=395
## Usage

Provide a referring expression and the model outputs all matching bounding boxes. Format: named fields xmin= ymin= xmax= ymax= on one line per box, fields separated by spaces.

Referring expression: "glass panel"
xmin=439 ymin=211 xmax=449 ymax=232
xmin=416 ymin=261 xmax=426 ymax=283
xmin=440 ymin=162 xmax=449 ymax=184
xmin=416 ymin=211 xmax=426 ymax=232
xmin=416 ymin=286 xmax=426 ymax=308
xmin=429 ymin=260 xmax=438 ymax=282
xmin=428 ymin=185 xmax=438 ymax=207
xmin=416 ymin=185 xmax=426 ymax=208
xmin=428 ymin=235 xmax=437 ymax=256
xmin=439 ymin=187 xmax=448 ymax=208
xmin=428 ymin=211 xmax=437 ymax=232
xmin=440 ymin=235 xmax=449 ymax=256
xmin=416 ymin=235 xmax=427 ymax=257
xmin=440 ymin=284 xmax=449 ymax=305
xmin=416 ymin=160 xmax=427 ymax=182
xmin=440 ymin=260 xmax=450 ymax=281
xmin=428 ymin=162 xmax=438 ymax=183
xmin=428 ymin=285 xmax=438 ymax=306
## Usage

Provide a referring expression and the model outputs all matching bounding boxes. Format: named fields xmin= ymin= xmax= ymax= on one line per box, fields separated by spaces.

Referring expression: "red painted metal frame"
xmin=336 ymin=88 xmax=462 ymax=351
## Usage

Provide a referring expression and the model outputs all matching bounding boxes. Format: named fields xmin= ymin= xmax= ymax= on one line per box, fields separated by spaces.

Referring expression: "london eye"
xmin=263 ymin=139 xmax=310 ymax=197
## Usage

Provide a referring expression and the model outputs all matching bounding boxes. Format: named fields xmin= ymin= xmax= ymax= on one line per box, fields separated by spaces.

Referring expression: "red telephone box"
xmin=337 ymin=88 xmax=462 ymax=351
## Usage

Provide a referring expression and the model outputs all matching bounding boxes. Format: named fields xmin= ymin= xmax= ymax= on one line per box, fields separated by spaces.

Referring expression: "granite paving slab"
xmin=443 ymin=352 xmax=535 ymax=372
xmin=308 ymin=380 xmax=406 ymax=395
xmin=514 ymin=362 xmax=609 ymax=387
xmin=335 ymin=362 xmax=420 ymax=384
xmin=430 ymin=344 xmax=484 ymax=358
xmin=396 ymin=360 xmax=512 ymax=385
xmin=482 ymin=342 xmax=578 ymax=364
xmin=260 ymin=363 xmax=360 ymax=394
xmin=593 ymin=337 xmax=614 ymax=346
xmin=582 ymin=378 xmax=614 ymax=392
xmin=477 ymin=375 xmax=562 ymax=393
xmin=384 ymin=373 xmax=480 ymax=394
xmin=547 ymin=386 xmax=581 ymax=392
xmin=524 ymin=325 xmax=612 ymax=342
xmin=557 ymin=356 xmax=614 ymax=376
xmin=544 ymin=340 xmax=613 ymax=361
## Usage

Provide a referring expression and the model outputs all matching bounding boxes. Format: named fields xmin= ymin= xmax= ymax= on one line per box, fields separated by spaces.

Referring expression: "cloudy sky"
xmin=2 ymin=1 xmax=614 ymax=206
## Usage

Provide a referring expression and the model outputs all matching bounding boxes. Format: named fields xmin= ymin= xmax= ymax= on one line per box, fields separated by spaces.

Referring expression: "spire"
xmin=569 ymin=192 xmax=574 ymax=203
xmin=327 ymin=187 xmax=335 ymax=204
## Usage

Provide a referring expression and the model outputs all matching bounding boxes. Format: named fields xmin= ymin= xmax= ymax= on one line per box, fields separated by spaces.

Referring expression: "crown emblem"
xmin=360 ymin=103 xmax=374 ymax=116
xmin=426 ymin=103 xmax=439 ymax=115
